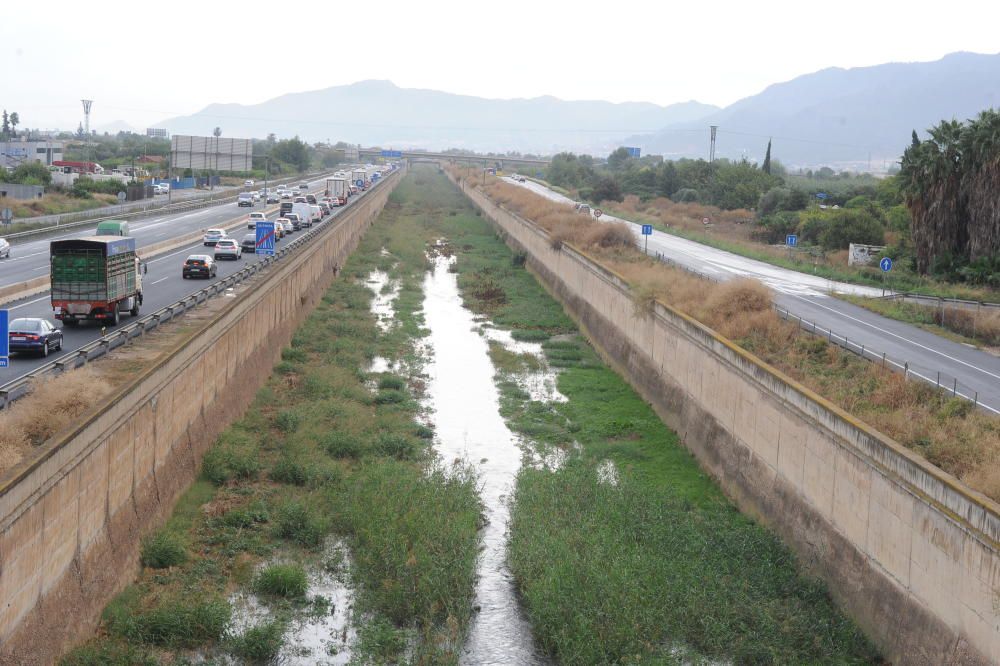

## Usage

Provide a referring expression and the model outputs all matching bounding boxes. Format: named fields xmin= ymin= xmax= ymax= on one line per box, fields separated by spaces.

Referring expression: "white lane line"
xmin=790 ymin=294 xmax=1000 ymax=383
xmin=8 ymin=295 xmax=51 ymax=310
xmin=150 ymin=276 xmax=170 ymax=285
xmin=148 ymin=244 xmax=204 ymax=264
xmin=31 ymin=266 xmax=47 ymax=272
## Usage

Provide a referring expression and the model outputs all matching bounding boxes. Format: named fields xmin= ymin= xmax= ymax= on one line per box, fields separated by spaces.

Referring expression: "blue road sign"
xmin=255 ymin=221 xmax=276 ymax=256
xmin=880 ymin=257 xmax=893 ymax=272
xmin=624 ymin=146 xmax=641 ymax=158
xmin=815 ymin=192 xmax=829 ymax=200
xmin=641 ymin=224 xmax=653 ymax=236
xmin=0 ymin=309 xmax=8 ymax=367
xmin=355 ymin=179 xmax=364 ymax=188
xmin=786 ymin=234 xmax=798 ymax=247
xmin=380 ymin=150 xmax=402 ymax=158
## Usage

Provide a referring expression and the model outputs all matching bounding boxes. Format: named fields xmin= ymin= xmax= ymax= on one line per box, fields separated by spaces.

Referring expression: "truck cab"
xmin=96 ymin=220 xmax=129 ymax=236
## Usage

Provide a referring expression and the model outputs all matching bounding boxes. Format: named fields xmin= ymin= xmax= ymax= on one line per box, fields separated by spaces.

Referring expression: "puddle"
xmin=480 ymin=327 xmax=567 ymax=404
xmin=421 ymin=255 xmax=549 ymax=664
xmin=367 ymin=355 xmax=397 ymax=374
xmin=193 ymin=539 xmax=357 ymax=664
xmin=364 ymin=268 xmax=400 ymax=332
xmin=597 ymin=459 xmax=620 ymax=486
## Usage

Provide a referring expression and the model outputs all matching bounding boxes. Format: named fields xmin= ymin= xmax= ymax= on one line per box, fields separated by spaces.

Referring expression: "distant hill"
xmin=625 ymin=52 xmax=1000 ymax=167
xmin=158 ymin=80 xmax=719 ymax=154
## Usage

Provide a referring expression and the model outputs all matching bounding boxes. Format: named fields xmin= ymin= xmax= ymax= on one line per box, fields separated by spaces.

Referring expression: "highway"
xmin=0 ymin=172 xmax=365 ymax=385
xmin=504 ymin=177 xmax=1000 ymax=415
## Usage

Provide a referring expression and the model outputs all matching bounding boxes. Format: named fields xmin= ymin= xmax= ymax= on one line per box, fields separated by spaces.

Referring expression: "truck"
xmin=325 ymin=177 xmax=349 ymax=205
xmin=351 ymin=169 xmax=368 ymax=191
xmin=50 ymin=236 xmax=144 ymax=327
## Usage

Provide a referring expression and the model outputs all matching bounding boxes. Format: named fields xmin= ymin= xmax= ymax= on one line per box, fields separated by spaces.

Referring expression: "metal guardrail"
xmin=877 ymin=292 xmax=1000 ymax=312
xmin=650 ymin=251 xmax=996 ymax=415
xmin=2 ymin=171 xmax=330 ymax=243
xmin=0 ymin=171 xmax=395 ymax=410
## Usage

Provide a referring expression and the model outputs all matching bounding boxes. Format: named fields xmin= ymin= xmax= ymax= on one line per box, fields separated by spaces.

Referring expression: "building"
xmin=0 ymin=183 xmax=44 ymax=201
xmin=0 ymin=140 xmax=64 ymax=170
xmin=146 ymin=128 xmax=168 ymax=138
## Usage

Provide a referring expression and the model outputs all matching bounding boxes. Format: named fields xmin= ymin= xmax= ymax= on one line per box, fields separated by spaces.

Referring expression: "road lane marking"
xmin=151 ymin=276 xmax=170 ymax=285
xmin=9 ymin=295 xmax=51 ymax=310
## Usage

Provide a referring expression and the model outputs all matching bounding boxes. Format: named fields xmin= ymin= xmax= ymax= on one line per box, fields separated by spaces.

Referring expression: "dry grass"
xmin=0 ymin=368 xmax=113 ymax=473
xmin=455 ymin=168 xmax=1000 ymax=502
xmin=8 ymin=192 xmax=117 ymax=219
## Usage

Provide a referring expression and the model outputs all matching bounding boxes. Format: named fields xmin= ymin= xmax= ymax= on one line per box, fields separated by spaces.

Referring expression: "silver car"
xmin=0 ymin=237 xmax=9 ymax=259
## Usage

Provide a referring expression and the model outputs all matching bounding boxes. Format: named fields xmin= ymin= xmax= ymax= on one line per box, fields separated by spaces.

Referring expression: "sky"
xmin=4 ymin=0 xmax=999 ymax=132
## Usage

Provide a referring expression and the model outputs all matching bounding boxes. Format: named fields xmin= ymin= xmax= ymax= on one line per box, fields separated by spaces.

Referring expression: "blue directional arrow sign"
xmin=641 ymin=224 xmax=653 ymax=235
xmin=0 ymin=309 xmax=8 ymax=368
xmin=786 ymin=234 xmax=797 ymax=247
xmin=880 ymin=257 xmax=893 ymax=272
xmin=256 ymin=221 xmax=276 ymax=256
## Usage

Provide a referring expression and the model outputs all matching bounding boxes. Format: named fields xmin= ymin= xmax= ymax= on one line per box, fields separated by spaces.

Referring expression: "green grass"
xmin=253 ymin=563 xmax=308 ymax=598
xmin=226 ymin=619 xmax=287 ymax=663
xmin=139 ymin=531 xmax=187 ymax=569
xmin=438 ymin=167 xmax=881 ymax=663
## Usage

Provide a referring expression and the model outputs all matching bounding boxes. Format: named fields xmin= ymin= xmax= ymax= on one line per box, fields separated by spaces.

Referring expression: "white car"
xmin=203 ymin=228 xmax=227 ymax=246
xmin=277 ymin=218 xmax=294 ymax=235
xmin=153 ymin=183 xmax=170 ymax=195
xmin=0 ymin=237 xmax=9 ymax=259
xmin=247 ymin=211 xmax=267 ymax=229
xmin=244 ymin=179 xmax=255 ymax=187
xmin=250 ymin=191 xmax=261 ymax=203
xmin=214 ymin=238 xmax=242 ymax=260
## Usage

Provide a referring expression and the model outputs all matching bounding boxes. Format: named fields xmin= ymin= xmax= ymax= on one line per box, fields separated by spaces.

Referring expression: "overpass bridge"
xmin=341 ymin=148 xmax=551 ymax=166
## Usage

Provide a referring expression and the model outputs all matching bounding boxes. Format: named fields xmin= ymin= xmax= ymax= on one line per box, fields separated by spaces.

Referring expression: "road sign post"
xmin=0 ymin=309 xmax=8 ymax=368
xmin=641 ymin=224 xmax=653 ymax=254
xmin=880 ymin=256 xmax=893 ymax=295
xmin=255 ymin=221 xmax=276 ymax=257
xmin=1 ymin=207 xmax=12 ymax=225
xmin=786 ymin=234 xmax=797 ymax=260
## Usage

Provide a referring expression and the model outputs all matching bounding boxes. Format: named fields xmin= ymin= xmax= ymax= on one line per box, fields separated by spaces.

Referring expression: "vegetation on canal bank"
xmin=427 ymin=167 xmax=881 ymax=663
xmin=61 ymin=171 xmax=480 ymax=665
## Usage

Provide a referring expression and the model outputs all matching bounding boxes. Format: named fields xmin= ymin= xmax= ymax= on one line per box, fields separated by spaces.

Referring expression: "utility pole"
xmin=709 ymin=125 xmax=718 ymax=163
xmin=81 ymin=99 xmax=93 ymax=173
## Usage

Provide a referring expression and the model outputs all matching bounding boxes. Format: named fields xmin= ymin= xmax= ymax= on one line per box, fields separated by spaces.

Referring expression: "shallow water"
xmin=421 ymin=255 xmax=549 ymax=665
xmin=364 ymin=268 xmax=399 ymax=332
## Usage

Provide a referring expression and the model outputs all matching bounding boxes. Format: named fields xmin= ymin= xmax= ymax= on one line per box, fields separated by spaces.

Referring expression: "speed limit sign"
xmin=594 ymin=209 xmax=603 ymax=218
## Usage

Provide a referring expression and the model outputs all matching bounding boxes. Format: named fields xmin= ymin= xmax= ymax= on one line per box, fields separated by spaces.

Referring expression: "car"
xmin=266 ymin=193 xmax=280 ymax=203
xmin=214 ymin=238 xmax=242 ymax=260
xmin=237 ymin=193 xmax=254 ymax=207
xmin=203 ymin=229 xmax=227 ymax=246
xmin=153 ymin=183 xmax=169 ymax=195
xmin=280 ymin=190 xmax=292 ymax=200
xmin=275 ymin=218 xmax=292 ymax=237
xmin=183 ymin=255 xmax=217 ymax=279
xmin=516 ymin=176 xmax=526 ymax=183
xmin=0 ymin=237 xmax=10 ymax=259
xmin=7 ymin=317 xmax=63 ymax=358
xmin=244 ymin=179 xmax=255 ymax=187
xmin=298 ymin=182 xmax=308 ymax=190
xmin=240 ymin=233 xmax=257 ymax=253
xmin=284 ymin=213 xmax=302 ymax=231
xmin=318 ymin=202 xmax=331 ymax=216
xmin=247 ymin=211 xmax=267 ymax=229
xmin=349 ymin=185 xmax=359 ymax=196
xmin=293 ymin=196 xmax=306 ymax=204
xmin=250 ymin=191 xmax=261 ymax=202
xmin=305 ymin=194 xmax=317 ymax=205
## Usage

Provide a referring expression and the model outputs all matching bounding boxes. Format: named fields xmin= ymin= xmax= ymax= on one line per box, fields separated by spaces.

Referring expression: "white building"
xmin=0 ymin=140 xmax=64 ymax=170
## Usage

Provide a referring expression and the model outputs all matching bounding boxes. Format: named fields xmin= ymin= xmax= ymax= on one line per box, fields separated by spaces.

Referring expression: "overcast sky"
xmin=4 ymin=0 xmax=999 ymax=132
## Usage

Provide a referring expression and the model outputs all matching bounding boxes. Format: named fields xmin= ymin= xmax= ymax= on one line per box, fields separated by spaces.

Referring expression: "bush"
xmin=201 ymin=434 xmax=261 ymax=485
xmin=377 ymin=375 xmax=405 ymax=391
xmin=10 ymin=162 xmax=52 ymax=186
xmin=753 ymin=211 xmax=800 ymax=244
xmin=374 ymin=389 xmax=407 ymax=405
xmin=270 ymin=456 xmax=310 ymax=486
xmin=275 ymin=410 xmax=300 ymax=434
xmin=253 ymin=563 xmax=308 ymax=598
xmin=140 ymin=532 xmax=187 ymax=569
xmin=227 ymin=620 xmax=286 ymax=663
xmin=106 ymin=594 xmax=231 ymax=648
xmin=274 ymin=501 xmax=326 ymax=547
xmin=322 ymin=432 xmax=363 ymax=459
xmin=373 ymin=433 xmax=416 ymax=459
xmin=672 ymin=188 xmax=699 ymax=203
xmin=817 ymin=209 xmax=885 ymax=250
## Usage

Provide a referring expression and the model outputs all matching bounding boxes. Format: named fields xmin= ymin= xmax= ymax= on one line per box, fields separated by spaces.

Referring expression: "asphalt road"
xmin=0 ymin=171 xmax=371 ymax=385
xmin=504 ymin=177 xmax=1000 ymax=415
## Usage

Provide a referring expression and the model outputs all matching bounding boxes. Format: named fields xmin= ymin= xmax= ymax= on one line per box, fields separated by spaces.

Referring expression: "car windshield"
xmin=10 ymin=319 xmax=43 ymax=332
xmin=186 ymin=256 xmax=208 ymax=264
xmin=217 ymin=240 xmax=235 ymax=246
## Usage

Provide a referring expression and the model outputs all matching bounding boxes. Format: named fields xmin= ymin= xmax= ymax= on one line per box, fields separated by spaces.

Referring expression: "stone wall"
xmin=452 ymin=173 xmax=999 ymax=665
xmin=0 ymin=169 xmax=402 ymax=665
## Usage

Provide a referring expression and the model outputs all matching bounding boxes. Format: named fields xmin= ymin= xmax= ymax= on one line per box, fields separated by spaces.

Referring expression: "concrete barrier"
xmin=0 ymin=168 xmax=403 ymax=665
xmin=450 ymin=172 xmax=1000 ymax=665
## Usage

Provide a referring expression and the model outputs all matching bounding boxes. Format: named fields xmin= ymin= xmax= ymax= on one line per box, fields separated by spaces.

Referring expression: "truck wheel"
xmin=130 ymin=300 xmax=140 ymax=316
xmin=111 ymin=305 xmax=120 ymax=326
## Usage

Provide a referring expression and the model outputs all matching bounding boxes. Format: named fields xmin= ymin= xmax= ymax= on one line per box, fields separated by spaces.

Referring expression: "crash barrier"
xmin=451 ymin=171 xmax=999 ymax=665
xmin=0 ymin=167 xmax=403 ymax=665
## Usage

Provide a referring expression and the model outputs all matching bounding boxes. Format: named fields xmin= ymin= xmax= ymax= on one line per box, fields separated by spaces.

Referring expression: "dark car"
xmin=284 ymin=213 xmax=302 ymax=231
xmin=182 ymin=255 xmax=217 ymax=279
xmin=305 ymin=194 xmax=317 ymax=205
xmin=318 ymin=202 xmax=331 ymax=215
xmin=266 ymin=193 xmax=280 ymax=204
xmin=8 ymin=317 xmax=63 ymax=357
xmin=241 ymin=233 xmax=257 ymax=253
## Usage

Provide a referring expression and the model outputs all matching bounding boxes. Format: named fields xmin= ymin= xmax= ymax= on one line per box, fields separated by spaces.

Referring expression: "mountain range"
xmin=159 ymin=51 xmax=1000 ymax=167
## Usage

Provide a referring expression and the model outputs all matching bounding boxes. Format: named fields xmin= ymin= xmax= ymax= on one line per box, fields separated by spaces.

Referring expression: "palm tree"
xmin=959 ymin=109 xmax=1000 ymax=264
xmin=900 ymin=120 xmax=966 ymax=273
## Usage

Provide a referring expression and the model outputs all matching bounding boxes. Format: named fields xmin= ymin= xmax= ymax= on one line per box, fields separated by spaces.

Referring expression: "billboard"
xmin=171 ymin=135 xmax=252 ymax=172
xmin=624 ymin=146 xmax=641 ymax=158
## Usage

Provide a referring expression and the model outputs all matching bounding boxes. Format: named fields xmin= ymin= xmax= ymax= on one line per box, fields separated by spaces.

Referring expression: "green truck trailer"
xmin=50 ymin=236 xmax=144 ymax=326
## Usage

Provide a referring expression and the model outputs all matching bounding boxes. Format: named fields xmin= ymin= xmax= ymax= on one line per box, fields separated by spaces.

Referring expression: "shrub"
xmin=818 ymin=209 xmax=885 ymax=250
xmin=374 ymin=389 xmax=407 ymax=405
xmin=253 ymin=564 xmax=308 ymax=598
xmin=227 ymin=620 xmax=286 ymax=663
xmin=274 ymin=501 xmax=326 ymax=547
xmin=270 ymin=456 xmax=310 ymax=486
xmin=275 ymin=410 xmax=300 ymax=434
xmin=377 ymin=375 xmax=405 ymax=391
xmin=373 ymin=433 xmax=416 ymax=459
xmin=140 ymin=532 xmax=187 ymax=569
xmin=107 ymin=594 xmax=231 ymax=648
xmin=322 ymin=432 xmax=362 ymax=459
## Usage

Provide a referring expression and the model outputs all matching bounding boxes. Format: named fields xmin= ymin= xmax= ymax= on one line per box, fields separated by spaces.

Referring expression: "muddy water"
xmin=365 ymin=269 xmax=399 ymax=332
xmin=421 ymin=255 xmax=549 ymax=665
